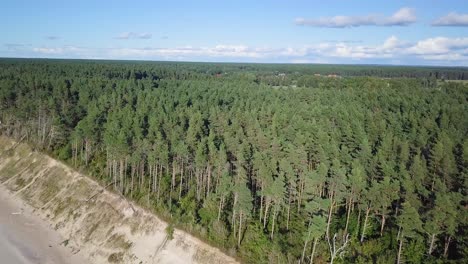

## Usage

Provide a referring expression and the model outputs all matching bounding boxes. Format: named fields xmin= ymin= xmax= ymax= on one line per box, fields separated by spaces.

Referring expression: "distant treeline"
xmin=0 ymin=59 xmax=467 ymax=264
xmin=0 ymin=58 xmax=467 ymax=81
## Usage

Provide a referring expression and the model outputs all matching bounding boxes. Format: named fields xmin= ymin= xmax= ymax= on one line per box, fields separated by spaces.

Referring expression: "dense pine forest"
xmin=0 ymin=58 xmax=467 ymax=264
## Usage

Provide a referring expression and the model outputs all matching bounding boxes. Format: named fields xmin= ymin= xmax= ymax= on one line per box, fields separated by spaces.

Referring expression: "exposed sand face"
xmin=0 ymin=184 xmax=88 ymax=264
xmin=0 ymin=137 xmax=239 ymax=264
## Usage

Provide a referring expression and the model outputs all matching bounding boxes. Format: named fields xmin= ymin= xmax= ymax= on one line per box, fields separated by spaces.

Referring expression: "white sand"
xmin=0 ymin=184 xmax=88 ymax=264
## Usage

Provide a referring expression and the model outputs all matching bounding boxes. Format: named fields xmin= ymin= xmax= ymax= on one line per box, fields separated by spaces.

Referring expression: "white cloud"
xmin=115 ymin=32 xmax=152 ymax=39
xmin=406 ymin=37 xmax=468 ymax=55
xmin=28 ymin=36 xmax=468 ymax=65
xmin=432 ymin=12 xmax=468 ymax=26
xmin=310 ymin=36 xmax=406 ymax=59
xmin=33 ymin=47 xmax=64 ymax=54
xmin=386 ymin=8 xmax=417 ymax=26
xmin=108 ymin=46 xmax=253 ymax=58
xmin=32 ymin=46 xmax=88 ymax=56
xmin=420 ymin=53 xmax=467 ymax=61
xmin=46 ymin=36 xmax=59 ymax=40
xmin=295 ymin=7 xmax=416 ymax=28
xmin=315 ymin=36 xmax=468 ymax=62
xmin=290 ymin=58 xmax=331 ymax=64
xmin=105 ymin=45 xmax=308 ymax=59
xmin=383 ymin=36 xmax=401 ymax=49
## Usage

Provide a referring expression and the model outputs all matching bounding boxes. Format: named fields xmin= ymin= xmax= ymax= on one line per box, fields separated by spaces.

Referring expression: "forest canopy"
xmin=0 ymin=59 xmax=467 ymax=264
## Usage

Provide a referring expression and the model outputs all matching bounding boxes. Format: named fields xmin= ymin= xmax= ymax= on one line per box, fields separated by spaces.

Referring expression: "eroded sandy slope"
xmin=0 ymin=136 xmax=239 ymax=264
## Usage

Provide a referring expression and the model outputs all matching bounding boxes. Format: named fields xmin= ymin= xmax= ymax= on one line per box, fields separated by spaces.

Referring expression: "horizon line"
xmin=0 ymin=56 xmax=467 ymax=69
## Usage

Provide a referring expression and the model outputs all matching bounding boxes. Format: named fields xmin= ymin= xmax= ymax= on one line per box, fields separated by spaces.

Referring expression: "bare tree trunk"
xmin=124 ymin=157 xmax=128 ymax=193
xmin=286 ymin=194 xmax=291 ymax=230
xmin=206 ymin=165 xmax=211 ymax=198
xmin=309 ymin=237 xmax=318 ymax=264
xmin=259 ymin=187 xmax=264 ymax=222
xmin=149 ymin=163 xmax=153 ymax=192
xmin=301 ymin=240 xmax=308 ymax=264
xmin=360 ymin=207 xmax=370 ymax=242
xmin=120 ymin=159 xmax=124 ymax=193
xmin=147 ymin=164 xmax=152 ymax=205
xmin=154 ymin=164 xmax=158 ymax=193
xmin=263 ymin=199 xmax=270 ymax=229
xmin=139 ymin=161 xmax=144 ymax=190
xmin=196 ymin=169 xmax=200 ymax=200
xmin=397 ymin=236 xmax=403 ymax=264
xmin=232 ymin=210 xmax=236 ymax=239
xmin=232 ymin=193 xmax=238 ymax=239
xmin=237 ymin=211 xmax=243 ymax=247
xmin=302 ymin=219 xmax=312 ymax=263
xmin=397 ymin=226 xmax=401 ymax=242
xmin=217 ymin=196 xmax=224 ymax=221
xmin=428 ymin=233 xmax=435 ymax=255
xmin=344 ymin=198 xmax=352 ymax=236
xmin=130 ymin=162 xmax=135 ymax=197
xmin=444 ymin=236 xmax=451 ymax=258
xmin=171 ymin=161 xmax=176 ymax=195
xmin=157 ymin=164 xmax=162 ymax=200
xmin=380 ymin=215 xmax=386 ymax=236
xmin=270 ymin=208 xmax=276 ymax=239
xmin=326 ymin=196 xmax=335 ymax=239
xmin=179 ymin=162 xmax=184 ymax=200
xmin=328 ymin=234 xmax=350 ymax=264
xmin=113 ymin=159 xmax=117 ymax=190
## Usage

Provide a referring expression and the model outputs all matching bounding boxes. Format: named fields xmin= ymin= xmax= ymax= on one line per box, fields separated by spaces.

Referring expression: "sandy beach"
xmin=0 ymin=184 xmax=88 ymax=264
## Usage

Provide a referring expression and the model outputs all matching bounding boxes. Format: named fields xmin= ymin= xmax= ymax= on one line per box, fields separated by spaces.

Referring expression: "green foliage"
xmin=0 ymin=59 xmax=466 ymax=264
xmin=404 ymin=238 xmax=425 ymax=264
xmin=198 ymin=203 xmax=217 ymax=226
xmin=165 ymin=223 xmax=175 ymax=240
xmin=238 ymin=223 xmax=271 ymax=263
xmin=176 ymin=189 xmax=197 ymax=223
xmin=399 ymin=201 xmax=424 ymax=239
xmin=55 ymin=144 xmax=72 ymax=161
xmin=207 ymin=220 xmax=229 ymax=247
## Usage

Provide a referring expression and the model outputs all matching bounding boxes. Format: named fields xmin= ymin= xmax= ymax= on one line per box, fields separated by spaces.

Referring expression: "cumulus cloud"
xmin=295 ymin=7 xmax=416 ymax=28
xmin=406 ymin=37 xmax=468 ymax=55
xmin=383 ymin=36 xmax=401 ymax=49
xmin=432 ymin=12 xmax=468 ymax=26
xmin=311 ymin=36 xmax=467 ymax=62
xmin=386 ymin=8 xmax=417 ymax=26
xmin=28 ymin=36 xmax=468 ymax=65
xmin=115 ymin=32 xmax=152 ymax=39
xmin=304 ymin=36 xmax=407 ymax=59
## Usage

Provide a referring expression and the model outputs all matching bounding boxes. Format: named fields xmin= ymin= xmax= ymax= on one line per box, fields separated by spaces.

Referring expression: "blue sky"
xmin=2 ymin=0 xmax=468 ymax=65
